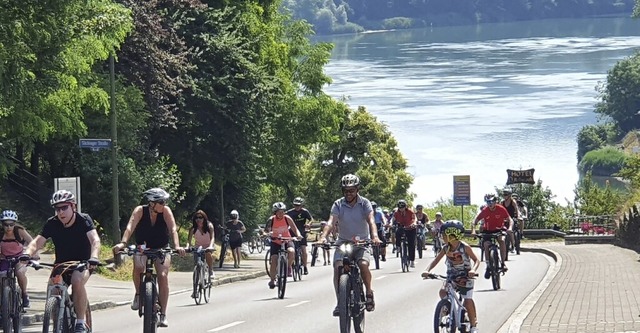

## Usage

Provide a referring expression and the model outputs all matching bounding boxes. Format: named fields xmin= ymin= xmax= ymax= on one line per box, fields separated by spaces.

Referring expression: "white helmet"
xmin=230 ymin=210 xmax=239 ymax=219
xmin=272 ymin=202 xmax=287 ymax=213
xmin=50 ymin=190 xmax=76 ymax=206
xmin=143 ymin=188 xmax=170 ymax=202
xmin=0 ymin=210 xmax=18 ymax=222
xmin=341 ymin=174 xmax=360 ymax=188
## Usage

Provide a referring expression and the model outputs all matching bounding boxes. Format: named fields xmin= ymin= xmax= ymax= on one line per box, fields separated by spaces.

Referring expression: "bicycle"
xmin=40 ymin=261 xmax=95 ymax=333
xmin=218 ymin=231 xmax=230 ymax=268
xmin=310 ymin=243 xmax=320 ymax=267
xmin=248 ymin=234 xmax=263 ymax=254
xmin=330 ymin=239 xmax=371 ymax=333
xmin=476 ymin=231 xmax=506 ymax=291
xmin=292 ymin=241 xmax=303 ymax=282
xmin=123 ymin=246 xmax=175 ymax=333
xmin=0 ymin=258 xmax=39 ymax=333
xmin=271 ymin=236 xmax=296 ymax=299
xmin=416 ymin=224 xmax=426 ymax=259
xmin=371 ymin=243 xmax=380 ymax=270
xmin=424 ymin=273 xmax=475 ymax=333
xmin=398 ymin=231 xmax=409 ymax=272
xmin=187 ymin=247 xmax=213 ymax=305
xmin=512 ymin=219 xmax=522 ymax=255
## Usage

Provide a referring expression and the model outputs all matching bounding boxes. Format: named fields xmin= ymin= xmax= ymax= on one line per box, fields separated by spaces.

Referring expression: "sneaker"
xmin=470 ymin=327 xmax=479 ymax=333
xmin=287 ymin=267 xmax=292 ymax=277
xmin=158 ymin=314 xmax=168 ymax=327
xmin=74 ymin=323 xmax=88 ymax=333
xmin=410 ymin=261 xmax=415 ymax=268
xmin=303 ymin=266 xmax=308 ymax=275
xmin=484 ymin=269 xmax=490 ymax=279
xmin=381 ymin=256 xmax=386 ymax=262
xmin=131 ymin=294 xmax=139 ymax=311
xmin=332 ymin=306 xmax=340 ymax=317
xmin=268 ymin=280 xmax=276 ymax=289
xmin=22 ymin=294 xmax=30 ymax=308
xmin=209 ymin=269 xmax=215 ymax=280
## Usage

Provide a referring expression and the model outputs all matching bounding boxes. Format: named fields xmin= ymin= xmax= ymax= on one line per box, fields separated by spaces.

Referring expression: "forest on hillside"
xmin=283 ymin=0 xmax=635 ymax=34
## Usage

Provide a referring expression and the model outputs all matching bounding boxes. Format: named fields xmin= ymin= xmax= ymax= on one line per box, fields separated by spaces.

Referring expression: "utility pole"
xmin=109 ymin=54 xmax=120 ymax=242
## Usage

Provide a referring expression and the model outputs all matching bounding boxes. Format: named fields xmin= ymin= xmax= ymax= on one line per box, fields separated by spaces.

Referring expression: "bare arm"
xmin=87 ymin=229 xmax=101 ymax=259
xmin=320 ymin=215 xmax=337 ymax=241
xmin=465 ymin=243 xmax=480 ymax=273
xmin=424 ymin=248 xmax=446 ymax=273
xmin=239 ymin=222 xmax=247 ymax=234
xmin=208 ymin=223 xmax=216 ymax=248
xmin=19 ymin=228 xmax=34 ymax=247
xmin=119 ymin=206 xmax=143 ymax=244
xmin=163 ymin=206 xmax=181 ymax=249
xmin=187 ymin=228 xmax=194 ymax=248
xmin=367 ymin=211 xmax=379 ymax=239
xmin=286 ymin=216 xmax=302 ymax=238
xmin=25 ymin=235 xmax=47 ymax=258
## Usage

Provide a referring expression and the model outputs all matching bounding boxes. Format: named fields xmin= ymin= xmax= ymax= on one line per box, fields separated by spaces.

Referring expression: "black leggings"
xmin=396 ymin=228 xmax=416 ymax=262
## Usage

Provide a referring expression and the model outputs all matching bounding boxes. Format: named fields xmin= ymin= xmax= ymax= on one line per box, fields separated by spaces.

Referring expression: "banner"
xmin=506 ymin=168 xmax=535 ymax=185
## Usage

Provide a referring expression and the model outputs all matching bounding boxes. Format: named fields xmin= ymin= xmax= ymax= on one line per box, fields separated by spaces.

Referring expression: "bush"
xmin=381 ymin=17 xmax=415 ymax=30
xmin=578 ymin=146 xmax=627 ymax=176
xmin=573 ymin=171 xmax=623 ymax=216
xmin=331 ymin=22 xmax=365 ymax=35
xmin=576 ymin=123 xmax=617 ymax=161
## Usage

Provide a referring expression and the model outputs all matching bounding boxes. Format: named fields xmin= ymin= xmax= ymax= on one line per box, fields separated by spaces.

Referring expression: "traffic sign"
xmin=453 ymin=175 xmax=471 ymax=206
xmin=79 ymin=139 xmax=112 ymax=151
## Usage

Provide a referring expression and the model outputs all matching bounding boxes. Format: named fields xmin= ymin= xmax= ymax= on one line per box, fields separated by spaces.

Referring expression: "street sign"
xmin=54 ymin=177 xmax=81 ymax=213
xmin=79 ymin=139 xmax=112 ymax=151
xmin=453 ymin=175 xmax=471 ymax=206
xmin=506 ymin=168 xmax=535 ymax=185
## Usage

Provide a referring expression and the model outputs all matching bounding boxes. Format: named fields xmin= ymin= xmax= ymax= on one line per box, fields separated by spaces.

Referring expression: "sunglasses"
xmin=54 ymin=205 xmax=70 ymax=212
xmin=196 ymin=216 xmax=204 ymax=220
xmin=153 ymin=200 xmax=166 ymax=205
xmin=2 ymin=223 xmax=15 ymax=227
xmin=343 ymin=188 xmax=357 ymax=194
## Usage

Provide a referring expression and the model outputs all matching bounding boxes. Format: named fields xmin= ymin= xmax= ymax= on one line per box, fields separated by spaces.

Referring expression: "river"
xmin=320 ymin=16 xmax=640 ymax=205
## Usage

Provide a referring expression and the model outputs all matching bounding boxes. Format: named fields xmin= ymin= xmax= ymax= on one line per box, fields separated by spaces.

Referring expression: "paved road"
xmin=22 ymin=248 xmax=549 ymax=332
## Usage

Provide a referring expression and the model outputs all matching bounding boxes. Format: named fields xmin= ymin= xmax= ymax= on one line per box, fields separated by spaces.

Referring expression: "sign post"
xmin=453 ymin=175 xmax=471 ymax=224
xmin=54 ymin=177 xmax=81 ymax=213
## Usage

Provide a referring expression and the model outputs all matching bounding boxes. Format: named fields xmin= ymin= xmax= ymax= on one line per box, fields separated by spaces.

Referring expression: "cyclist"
xmin=512 ymin=194 xmax=527 ymax=238
xmin=111 ymin=188 xmax=185 ymax=328
xmin=429 ymin=212 xmax=444 ymax=252
xmin=24 ymin=190 xmax=101 ymax=333
xmin=265 ymin=202 xmax=302 ymax=289
xmin=186 ymin=210 xmax=216 ymax=279
xmin=415 ymin=205 xmax=429 ymax=252
xmin=421 ymin=221 xmax=480 ymax=333
xmin=500 ymin=188 xmax=518 ymax=253
xmin=371 ymin=201 xmax=388 ymax=261
xmin=319 ymin=174 xmax=381 ymax=316
xmin=225 ymin=210 xmax=246 ymax=268
xmin=472 ymin=193 xmax=512 ymax=277
xmin=393 ymin=199 xmax=417 ymax=268
xmin=286 ymin=197 xmax=314 ymax=274
xmin=319 ymin=221 xmax=336 ymax=265
xmin=0 ymin=210 xmax=34 ymax=307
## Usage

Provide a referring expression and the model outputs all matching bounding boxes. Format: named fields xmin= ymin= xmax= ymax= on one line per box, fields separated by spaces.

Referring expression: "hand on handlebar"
xmin=421 ymin=271 xmax=436 ymax=279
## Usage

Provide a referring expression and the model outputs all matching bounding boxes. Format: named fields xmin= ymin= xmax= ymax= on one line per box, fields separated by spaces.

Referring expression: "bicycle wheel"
xmin=264 ymin=251 xmax=271 ymax=276
xmin=296 ymin=250 xmax=303 ymax=281
xmin=417 ymin=236 xmax=424 ymax=259
xmin=310 ymin=244 xmax=318 ymax=267
xmin=478 ymin=238 xmax=484 ymax=262
xmin=292 ymin=252 xmax=300 ymax=282
xmin=218 ymin=243 xmax=227 ymax=268
xmin=2 ymin=284 xmax=12 ymax=333
xmin=504 ymin=236 xmax=510 ymax=262
xmin=351 ymin=279 xmax=365 ymax=333
xmin=277 ymin=255 xmax=287 ymax=299
xmin=61 ymin=303 xmax=74 ymax=333
xmin=433 ymin=298 xmax=453 ymax=333
xmin=257 ymin=238 xmax=264 ymax=253
xmin=338 ymin=274 xmax=351 ymax=333
xmin=401 ymin=241 xmax=409 ymax=272
xmin=203 ymin=268 xmax=212 ymax=304
xmin=515 ymin=230 xmax=521 ymax=255
xmin=42 ymin=296 xmax=62 ymax=333
xmin=248 ymin=239 xmax=255 ymax=254
xmin=12 ymin=287 xmax=22 ymax=333
xmin=192 ymin=265 xmax=202 ymax=305
xmin=372 ymin=245 xmax=380 ymax=270
xmin=143 ymin=281 xmax=156 ymax=333
xmin=490 ymin=247 xmax=501 ymax=291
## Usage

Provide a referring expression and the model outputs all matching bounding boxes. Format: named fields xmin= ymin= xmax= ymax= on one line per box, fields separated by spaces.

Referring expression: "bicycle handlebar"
xmin=186 ymin=246 xmax=215 ymax=253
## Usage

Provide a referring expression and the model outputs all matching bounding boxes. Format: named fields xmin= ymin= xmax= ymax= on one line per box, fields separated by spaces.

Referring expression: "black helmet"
xmin=440 ymin=220 xmax=464 ymax=239
xmin=340 ymin=174 xmax=360 ymax=188
xmin=292 ymin=197 xmax=304 ymax=206
xmin=371 ymin=201 xmax=378 ymax=208
xmin=484 ymin=193 xmax=497 ymax=203
xmin=143 ymin=188 xmax=170 ymax=202
xmin=397 ymin=200 xmax=407 ymax=208
xmin=416 ymin=204 xmax=424 ymax=210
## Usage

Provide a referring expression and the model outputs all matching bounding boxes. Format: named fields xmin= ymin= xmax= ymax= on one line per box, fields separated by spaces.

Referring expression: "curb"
xmin=497 ymin=246 xmax=563 ymax=333
xmin=21 ymin=270 xmax=267 ymax=326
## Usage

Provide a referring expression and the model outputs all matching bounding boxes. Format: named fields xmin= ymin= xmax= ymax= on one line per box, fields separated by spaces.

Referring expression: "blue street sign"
xmin=453 ymin=175 xmax=471 ymax=206
xmin=79 ymin=139 xmax=112 ymax=150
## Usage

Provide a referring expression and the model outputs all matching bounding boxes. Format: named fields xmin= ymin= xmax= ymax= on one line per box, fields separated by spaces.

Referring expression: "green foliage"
xmin=578 ymin=146 xmax=627 ymax=176
xmin=503 ymin=180 xmax=565 ymax=229
xmin=381 ymin=17 xmax=415 ymax=30
xmin=574 ymin=171 xmax=623 ymax=216
xmin=423 ymin=198 xmax=479 ymax=230
xmin=617 ymin=153 xmax=640 ymax=188
xmin=595 ymin=52 xmax=640 ymax=133
xmin=576 ymin=123 xmax=617 ymax=161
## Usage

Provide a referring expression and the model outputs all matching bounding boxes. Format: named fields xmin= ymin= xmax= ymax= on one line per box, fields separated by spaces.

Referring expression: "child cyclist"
xmin=421 ymin=220 xmax=480 ymax=333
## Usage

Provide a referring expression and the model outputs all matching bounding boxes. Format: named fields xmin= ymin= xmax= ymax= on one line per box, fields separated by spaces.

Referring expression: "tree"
xmin=595 ymin=53 xmax=640 ymax=132
xmin=573 ymin=171 xmax=623 ymax=216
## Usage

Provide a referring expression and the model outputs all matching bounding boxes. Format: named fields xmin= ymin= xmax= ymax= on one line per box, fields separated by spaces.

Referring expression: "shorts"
xmin=298 ymin=232 xmax=308 ymax=247
xmin=229 ymin=238 xmax=242 ymax=250
xmin=270 ymin=241 xmax=294 ymax=256
xmin=333 ymin=244 xmax=372 ymax=267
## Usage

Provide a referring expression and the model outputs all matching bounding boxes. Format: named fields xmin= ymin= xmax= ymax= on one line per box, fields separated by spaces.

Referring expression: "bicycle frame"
xmin=1 ymin=258 xmax=35 ymax=332
xmin=188 ymin=246 xmax=212 ymax=305
xmin=478 ymin=232 xmax=505 ymax=290
xmin=41 ymin=261 xmax=91 ymax=333
xmin=427 ymin=274 xmax=470 ymax=333
xmin=335 ymin=240 xmax=370 ymax=333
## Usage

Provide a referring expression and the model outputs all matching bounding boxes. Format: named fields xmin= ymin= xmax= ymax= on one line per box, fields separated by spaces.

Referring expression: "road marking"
xmin=208 ymin=321 xmax=245 ymax=332
xmin=375 ymin=275 xmax=388 ymax=280
xmin=285 ymin=300 xmax=310 ymax=308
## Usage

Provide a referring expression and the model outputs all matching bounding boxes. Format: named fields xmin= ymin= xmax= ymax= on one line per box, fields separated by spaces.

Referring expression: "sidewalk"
xmin=21 ymin=252 xmax=267 ymax=326
xmin=502 ymin=243 xmax=640 ymax=333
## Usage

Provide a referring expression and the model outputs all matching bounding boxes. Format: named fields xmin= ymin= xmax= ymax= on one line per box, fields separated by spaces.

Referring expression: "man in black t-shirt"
xmin=285 ymin=197 xmax=314 ymax=275
xmin=25 ymin=190 xmax=101 ymax=333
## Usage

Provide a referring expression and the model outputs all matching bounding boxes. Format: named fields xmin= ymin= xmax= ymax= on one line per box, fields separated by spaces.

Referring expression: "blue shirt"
xmin=330 ymin=195 xmax=373 ymax=244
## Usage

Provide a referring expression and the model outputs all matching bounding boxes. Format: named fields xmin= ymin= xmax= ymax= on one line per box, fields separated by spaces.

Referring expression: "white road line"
xmin=375 ymin=275 xmax=388 ymax=280
xmin=208 ymin=321 xmax=245 ymax=332
xmin=285 ymin=300 xmax=310 ymax=308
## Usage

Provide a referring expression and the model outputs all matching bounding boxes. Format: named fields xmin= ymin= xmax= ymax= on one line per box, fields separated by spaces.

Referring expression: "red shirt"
xmin=476 ymin=205 xmax=511 ymax=232
xmin=393 ymin=209 xmax=415 ymax=228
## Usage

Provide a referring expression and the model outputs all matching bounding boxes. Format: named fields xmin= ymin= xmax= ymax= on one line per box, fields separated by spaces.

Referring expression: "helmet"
xmin=0 ymin=210 xmax=18 ymax=222
xmin=484 ymin=193 xmax=497 ymax=203
xmin=371 ymin=201 xmax=378 ymax=208
xmin=340 ymin=174 xmax=360 ymax=188
xmin=512 ymin=193 xmax=519 ymax=199
xmin=502 ymin=188 xmax=512 ymax=196
xmin=230 ymin=210 xmax=239 ymax=219
xmin=383 ymin=209 xmax=389 ymax=214
xmin=397 ymin=200 xmax=407 ymax=208
xmin=416 ymin=204 xmax=423 ymax=210
xmin=143 ymin=188 xmax=170 ymax=202
xmin=521 ymin=199 xmax=528 ymax=205
xmin=435 ymin=212 xmax=442 ymax=217
xmin=292 ymin=197 xmax=304 ymax=206
xmin=440 ymin=220 xmax=464 ymax=239
xmin=50 ymin=190 xmax=76 ymax=206
xmin=272 ymin=202 xmax=287 ymax=213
